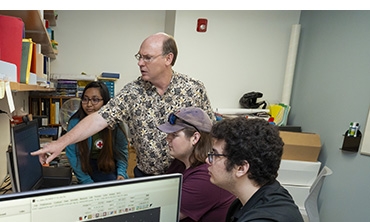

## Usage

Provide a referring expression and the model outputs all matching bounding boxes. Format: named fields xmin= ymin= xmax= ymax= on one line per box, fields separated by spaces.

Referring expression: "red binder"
xmin=0 ymin=15 xmax=24 ymax=83
xmin=30 ymin=42 xmax=37 ymax=74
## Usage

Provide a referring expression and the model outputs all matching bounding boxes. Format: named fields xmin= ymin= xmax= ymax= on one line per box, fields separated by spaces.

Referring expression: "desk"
xmin=1 ymin=151 xmax=75 ymax=195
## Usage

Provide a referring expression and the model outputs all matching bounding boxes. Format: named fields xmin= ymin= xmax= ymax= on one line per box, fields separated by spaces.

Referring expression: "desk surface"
xmin=1 ymin=152 xmax=77 ymax=195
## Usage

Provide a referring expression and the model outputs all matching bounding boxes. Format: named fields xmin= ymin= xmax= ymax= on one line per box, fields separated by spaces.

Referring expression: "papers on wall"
xmin=5 ymin=81 xmax=15 ymax=113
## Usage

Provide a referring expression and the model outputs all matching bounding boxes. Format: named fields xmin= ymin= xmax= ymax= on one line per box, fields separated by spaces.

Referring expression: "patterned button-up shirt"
xmin=98 ymin=71 xmax=215 ymax=175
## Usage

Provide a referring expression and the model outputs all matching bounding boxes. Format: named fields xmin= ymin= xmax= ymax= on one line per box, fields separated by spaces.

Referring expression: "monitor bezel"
xmin=10 ymin=120 xmax=44 ymax=192
xmin=0 ymin=173 xmax=182 ymax=222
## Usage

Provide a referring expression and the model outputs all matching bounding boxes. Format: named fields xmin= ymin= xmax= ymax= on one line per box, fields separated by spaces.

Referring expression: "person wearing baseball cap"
xmin=158 ymin=107 xmax=235 ymax=222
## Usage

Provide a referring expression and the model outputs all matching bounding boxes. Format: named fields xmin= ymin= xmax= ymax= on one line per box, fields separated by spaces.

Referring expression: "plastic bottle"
xmin=348 ymin=122 xmax=359 ymax=137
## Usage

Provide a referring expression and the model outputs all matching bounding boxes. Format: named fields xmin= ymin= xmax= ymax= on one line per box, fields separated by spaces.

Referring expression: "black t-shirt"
xmin=226 ymin=180 xmax=304 ymax=222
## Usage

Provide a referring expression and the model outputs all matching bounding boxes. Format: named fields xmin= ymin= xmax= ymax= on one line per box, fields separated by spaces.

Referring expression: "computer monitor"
xmin=9 ymin=120 xmax=44 ymax=192
xmin=0 ymin=173 xmax=182 ymax=222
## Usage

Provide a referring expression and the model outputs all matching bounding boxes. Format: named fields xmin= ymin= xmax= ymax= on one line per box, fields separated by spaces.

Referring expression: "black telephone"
xmin=239 ymin=91 xmax=267 ymax=109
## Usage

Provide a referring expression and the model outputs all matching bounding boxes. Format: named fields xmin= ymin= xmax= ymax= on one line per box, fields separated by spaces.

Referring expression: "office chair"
xmin=304 ymin=166 xmax=332 ymax=222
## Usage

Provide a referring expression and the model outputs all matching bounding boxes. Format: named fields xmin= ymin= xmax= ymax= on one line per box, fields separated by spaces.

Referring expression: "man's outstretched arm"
xmin=31 ymin=112 xmax=108 ymax=164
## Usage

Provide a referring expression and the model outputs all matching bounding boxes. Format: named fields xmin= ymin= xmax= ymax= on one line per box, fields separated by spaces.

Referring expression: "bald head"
xmin=141 ymin=32 xmax=178 ymax=66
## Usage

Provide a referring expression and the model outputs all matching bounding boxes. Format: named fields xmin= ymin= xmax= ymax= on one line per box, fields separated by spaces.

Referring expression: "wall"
xmin=51 ymin=10 xmax=167 ymax=91
xmin=51 ymin=10 xmax=301 ymax=109
xmin=291 ymin=10 xmax=370 ymax=221
xmin=174 ymin=10 xmax=301 ymax=108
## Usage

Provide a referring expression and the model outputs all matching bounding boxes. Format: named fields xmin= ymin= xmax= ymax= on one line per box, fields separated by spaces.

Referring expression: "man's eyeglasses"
xmin=81 ymin=97 xmax=103 ymax=105
xmin=168 ymin=113 xmax=200 ymax=132
xmin=134 ymin=53 xmax=163 ymax=63
xmin=207 ymin=152 xmax=228 ymax=164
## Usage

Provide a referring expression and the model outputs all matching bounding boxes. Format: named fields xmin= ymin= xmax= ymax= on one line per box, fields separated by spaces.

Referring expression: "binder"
xmin=20 ymin=38 xmax=33 ymax=84
xmin=55 ymin=101 xmax=60 ymax=124
xmin=50 ymin=102 xmax=56 ymax=125
xmin=30 ymin=42 xmax=44 ymax=77
xmin=0 ymin=15 xmax=24 ymax=82
xmin=30 ymin=42 xmax=37 ymax=73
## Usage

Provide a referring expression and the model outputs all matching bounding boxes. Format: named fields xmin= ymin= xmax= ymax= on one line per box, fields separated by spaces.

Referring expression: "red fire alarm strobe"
xmin=197 ymin=18 xmax=208 ymax=32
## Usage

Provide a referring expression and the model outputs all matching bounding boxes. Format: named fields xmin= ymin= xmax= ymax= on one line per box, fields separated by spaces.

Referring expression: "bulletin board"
xmin=360 ymin=106 xmax=370 ymax=156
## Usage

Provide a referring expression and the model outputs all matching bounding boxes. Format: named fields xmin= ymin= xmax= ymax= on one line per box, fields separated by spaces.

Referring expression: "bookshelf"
xmin=0 ymin=10 xmax=57 ymax=59
xmin=29 ymin=94 xmax=77 ymax=127
xmin=27 ymin=78 xmax=116 ymax=126
xmin=0 ymin=10 xmax=58 ymax=92
xmin=97 ymin=77 xmax=116 ymax=98
xmin=10 ymin=82 xmax=55 ymax=92
xmin=44 ymin=10 xmax=57 ymax=26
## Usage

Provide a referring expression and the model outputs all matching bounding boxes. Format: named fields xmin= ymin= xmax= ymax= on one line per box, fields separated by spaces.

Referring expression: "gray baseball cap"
xmin=158 ymin=107 xmax=213 ymax=133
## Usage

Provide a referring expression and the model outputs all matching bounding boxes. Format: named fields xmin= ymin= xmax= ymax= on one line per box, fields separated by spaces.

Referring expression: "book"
xmin=55 ymin=101 xmax=60 ymax=125
xmin=44 ymin=56 xmax=50 ymax=75
xmin=0 ymin=15 xmax=24 ymax=82
xmin=30 ymin=42 xmax=37 ymax=74
xmin=43 ymin=99 xmax=50 ymax=117
xmin=50 ymin=103 xmax=55 ymax=125
xmin=20 ymin=38 xmax=34 ymax=84
xmin=101 ymin=80 xmax=115 ymax=98
xmin=30 ymin=43 xmax=44 ymax=77
xmin=35 ymin=53 xmax=44 ymax=77
xmin=31 ymin=99 xmax=39 ymax=116
xmin=101 ymin=72 xmax=120 ymax=79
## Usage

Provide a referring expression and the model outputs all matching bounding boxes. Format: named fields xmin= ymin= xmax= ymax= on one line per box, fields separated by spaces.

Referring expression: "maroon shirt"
xmin=180 ymin=163 xmax=235 ymax=222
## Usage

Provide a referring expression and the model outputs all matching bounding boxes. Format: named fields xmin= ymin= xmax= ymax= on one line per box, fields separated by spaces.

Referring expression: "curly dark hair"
xmin=211 ymin=117 xmax=284 ymax=186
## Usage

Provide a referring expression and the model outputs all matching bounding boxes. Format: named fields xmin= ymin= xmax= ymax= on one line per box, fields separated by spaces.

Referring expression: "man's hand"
xmin=31 ymin=110 xmax=108 ymax=165
xmin=30 ymin=141 xmax=63 ymax=165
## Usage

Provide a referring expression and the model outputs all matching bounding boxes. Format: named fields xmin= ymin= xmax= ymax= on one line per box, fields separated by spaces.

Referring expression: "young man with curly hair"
xmin=206 ymin=117 xmax=304 ymax=222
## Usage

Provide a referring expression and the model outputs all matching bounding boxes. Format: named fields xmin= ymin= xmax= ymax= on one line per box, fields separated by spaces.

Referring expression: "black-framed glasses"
xmin=134 ymin=53 xmax=163 ymax=63
xmin=81 ymin=97 xmax=103 ymax=105
xmin=207 ymin=152 xmax=228 ymax=164
xmin=168 ymin=113 xmax=200 ymax=132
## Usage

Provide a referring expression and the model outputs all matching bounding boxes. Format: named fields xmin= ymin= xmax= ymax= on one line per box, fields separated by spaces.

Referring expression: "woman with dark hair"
xmin=158 ymin=107 xmax=235 ymax=222
xmin=66 ymin=81 xmax=129 ymax=184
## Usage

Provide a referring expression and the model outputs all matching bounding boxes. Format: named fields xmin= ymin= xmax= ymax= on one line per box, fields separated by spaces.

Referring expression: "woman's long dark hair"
xmin=69 ymin=81 xmax=124 ymax=175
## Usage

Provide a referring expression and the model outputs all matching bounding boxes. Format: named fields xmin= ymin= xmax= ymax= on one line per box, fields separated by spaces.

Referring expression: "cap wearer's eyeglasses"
xmin=168 ymin=113 xmax=200 ymax=132
xmin=207 ymin=151 xmax=228 ymax=164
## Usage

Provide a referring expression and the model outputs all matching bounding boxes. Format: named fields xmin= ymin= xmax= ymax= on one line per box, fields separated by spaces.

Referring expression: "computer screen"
xmin=0 ymin=173 xmax=182 ymax=222
xmin=9 ymin=120 xmax=44 ymax=192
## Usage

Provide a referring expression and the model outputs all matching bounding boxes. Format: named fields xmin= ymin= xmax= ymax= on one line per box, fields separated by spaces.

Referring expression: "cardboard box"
xmin=279 ymin=131 xmax=321 ymax=162
xmin=277 ymin=159 xmax=321 ymax=186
